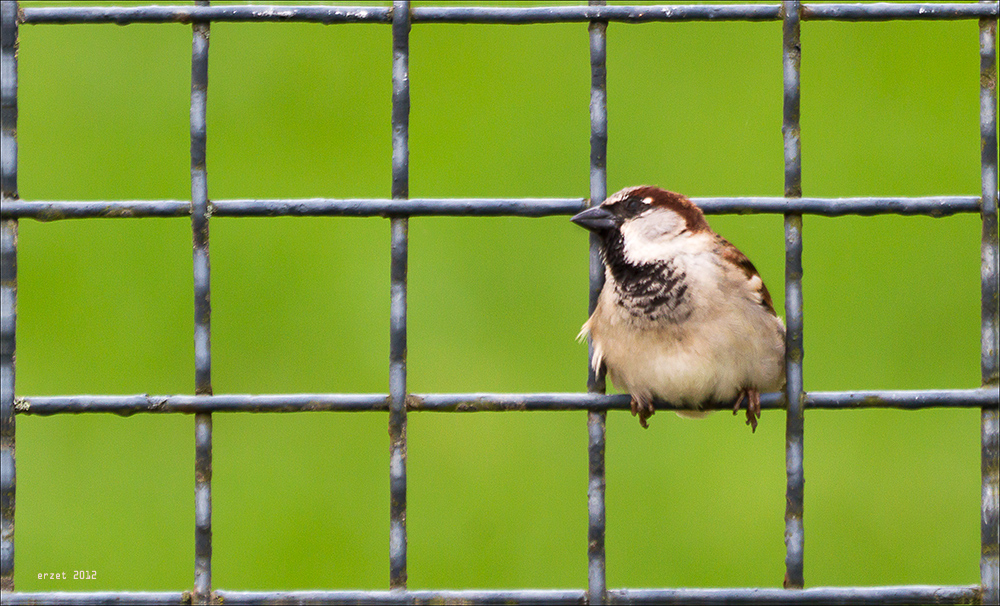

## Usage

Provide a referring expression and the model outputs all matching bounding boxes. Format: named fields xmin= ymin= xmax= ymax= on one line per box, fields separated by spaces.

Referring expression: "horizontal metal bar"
xmin=5 ymin=590 xmax=585 ymax=606
xmin=3 ymin=585 xmax=982 ymax=605
xmin=18 ymin=3 xmax=996 ymax=25
xmin=213 ymin=198 xmax=584 ymax=217
xmin=416 ymin=389 xmax=1000 ymax=411
xmin=803 ymin=2 xmax=998 ymax=20
xmin=411 ymin=4 xmax=781 ymax=23
xmin=5 ymin=592 xmax=187 ymax=605
xmin=0 ymin=198 xmax=585 ymax=219
xmin=20 ymin=5 xmax=392 ymax=25
xmin=694 ymin=196 xmax=982 ymax=216
xmin=0 ymin=200 xmax=192 ymax=219
xmin=805 ymin=389 xmax=999 ymax=409
xmin=15 ymin=393 xmax=392 ymax=415
xmin=608 ymin=585 xmax=982 ymax=604
xmin=0 ymin=196 xmax=983 ymax=220
xmin=14 ymin=388 xmax=997 ymax=415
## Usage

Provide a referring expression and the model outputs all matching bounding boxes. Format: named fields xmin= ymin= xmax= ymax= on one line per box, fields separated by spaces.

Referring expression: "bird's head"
xmin=571 ymin=186 xmax=711 ymax=267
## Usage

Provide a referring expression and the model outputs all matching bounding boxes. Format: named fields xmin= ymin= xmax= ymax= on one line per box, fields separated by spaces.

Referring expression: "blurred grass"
xmin=9 ymin=0 xmax=992 ymax=593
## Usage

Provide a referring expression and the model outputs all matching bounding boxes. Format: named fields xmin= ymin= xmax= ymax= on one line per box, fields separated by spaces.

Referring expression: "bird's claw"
xmin=733 ymin=388 xmax=761 ymax=433
xmin=630 ymin=396 xmax=655 ymax=429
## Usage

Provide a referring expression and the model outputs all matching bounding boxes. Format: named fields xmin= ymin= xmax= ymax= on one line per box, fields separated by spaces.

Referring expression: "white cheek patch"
xmin=621 ymin=220 xmax=667 ymax=265
xmin=620 ymin=210 xmax=700 ymax=265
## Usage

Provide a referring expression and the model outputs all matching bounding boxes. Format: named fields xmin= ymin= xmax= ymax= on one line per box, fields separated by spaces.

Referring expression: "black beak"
xmin=571 ymin=205 xmax=617 ymax=233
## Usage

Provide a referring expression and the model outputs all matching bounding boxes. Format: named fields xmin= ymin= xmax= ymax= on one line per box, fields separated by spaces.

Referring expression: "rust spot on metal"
xmin=104 ymin=206 xmax=137 ymax=218
xmin=12 ymin=397 xmax=27 ymax=413
xmin=172 ymin=9 xmax=194 ymax=24
xmin=787 ymin=346 xmax=803 ymax=364
xmin=861 ymin=395 xmax=882 ymax=408
xmin=35 ymin=209 xmax=65 ymax=222
xmin=405 ymin=393 xmax=422 ymax=411
xmin=982 ymin=68 xmax=997 ymax=93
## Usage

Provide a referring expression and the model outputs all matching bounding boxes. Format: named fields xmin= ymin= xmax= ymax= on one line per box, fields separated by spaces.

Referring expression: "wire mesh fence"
xmin=0 ymin=1 xmax=997 ymax=604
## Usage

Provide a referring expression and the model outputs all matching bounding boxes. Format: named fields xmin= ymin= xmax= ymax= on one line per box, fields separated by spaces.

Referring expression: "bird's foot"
xmin=732 ymin=388 xmax=761 ymax=433
xmin=630 ymin=395 xmax=655 ymax=429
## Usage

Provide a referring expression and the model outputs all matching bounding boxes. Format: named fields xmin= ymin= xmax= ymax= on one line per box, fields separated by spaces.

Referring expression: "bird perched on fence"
xmin=572 ymin=186 xmax=785 ymax=431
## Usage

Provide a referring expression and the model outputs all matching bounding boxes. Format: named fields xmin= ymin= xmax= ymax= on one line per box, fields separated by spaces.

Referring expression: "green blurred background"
xmin=7 ymin=0 xmax=993 ymax=593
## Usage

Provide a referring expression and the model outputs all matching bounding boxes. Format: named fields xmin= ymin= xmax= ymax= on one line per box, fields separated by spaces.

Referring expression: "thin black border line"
xmin=1 ymin=1 xmax=996 ymax=602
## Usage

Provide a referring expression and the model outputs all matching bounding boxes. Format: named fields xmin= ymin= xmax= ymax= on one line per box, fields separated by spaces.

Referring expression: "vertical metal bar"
xmin=587 ymin=1 xmax=608 ymax=604
xmin=0 ymin=0 xmax=17 ymax=594
xmin=389 ymin=0 xmax=410 ymax=591
xmin=980 ymin=5 xmax=999 ymax=604
xmin=781 ymin=0 xmax=805 ymax=591
xmin=190 ymin=1 xmax=213 ymax=603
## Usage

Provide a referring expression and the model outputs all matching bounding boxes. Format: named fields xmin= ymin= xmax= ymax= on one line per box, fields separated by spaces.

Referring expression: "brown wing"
xmin=717 ymin=237 xmax=777 ymax=316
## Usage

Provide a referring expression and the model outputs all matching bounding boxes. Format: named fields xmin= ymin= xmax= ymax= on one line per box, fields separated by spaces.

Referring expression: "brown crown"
xmin=607 ymin=185 xmax=711 ymax=232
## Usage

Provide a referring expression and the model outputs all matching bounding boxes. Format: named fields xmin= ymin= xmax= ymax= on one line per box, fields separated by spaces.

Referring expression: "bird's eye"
xmin=622 ymin=197 xmax=645 ymax=215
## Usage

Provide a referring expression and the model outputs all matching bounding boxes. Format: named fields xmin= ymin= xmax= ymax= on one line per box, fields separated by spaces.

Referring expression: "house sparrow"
xmin=573 ymin=186 xmax=785 ymax=431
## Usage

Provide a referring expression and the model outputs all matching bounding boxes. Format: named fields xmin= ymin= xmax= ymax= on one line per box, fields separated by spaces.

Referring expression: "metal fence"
xmin=0 ymin=1 xmax=997 ymax=604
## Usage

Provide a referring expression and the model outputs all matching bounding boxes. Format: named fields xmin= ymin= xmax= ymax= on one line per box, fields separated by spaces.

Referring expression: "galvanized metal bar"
xmin=980 ymin=5 xmax=999 ymax=604
xmin=587 ymin=2 xmax=608 ymax=603
xmin=0 ymin=198 xmax=580 ymax=219
xmin=191 ymin=5 xmax=212 ymax=400
xmin=802 ymin=2 xmax=998 ymax=21
xmin=6 ymin=592 xmax=191 ymax=605
xmin=18 ymin=3 xmax=996 ymax=26
xmin=804 ymin=389 xmax=998 ymax=410
xmin=416 ymin=3 xmax=997 ymax=23
xmin=190 ymin=3 xmax=213 ymax=603
xmin=6 ymin=585 xmax=983 ymax=605
xmin=7 ymin=589 xmax=586 ymax=605
xmin=214 ymin=197 xmax=579 ymax=217
xmin=17 ymin=393 xmax=395 ymax=414
xmin=14 ymin=388 xmax=996 ymax=415
xmin=389 ymin=0 xmax=410 ymax=590
xmin=0 ymin=196 xmax=984 ymax=220
xmin=0 ymin=232 xmax=14 ymax=593
xmin=1 ymin=200 xmax=193 ymax=219
xmin=412 ymin=4 xmax=781 ymax=22
xmin=782 ymin=0 xmax=805 ymax=591
xmin=20 ymin=5 xmax=393 ymax=25
xmin=0 ymin=0 xmax=17 ymax=593
xmin=606 ymin=585 xmax=984 ymax=605
xmin=193 ymin=415 xmax=212 ymax=602
xmin=689 ymin=195 xmax=981 ymax=216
